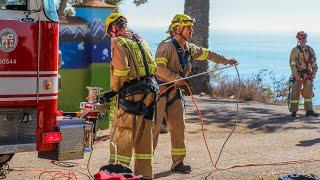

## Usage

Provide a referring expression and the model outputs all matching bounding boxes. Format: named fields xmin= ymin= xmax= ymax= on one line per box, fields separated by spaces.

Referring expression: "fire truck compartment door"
xmin=0 ymin=4 xmax=40 ymax=104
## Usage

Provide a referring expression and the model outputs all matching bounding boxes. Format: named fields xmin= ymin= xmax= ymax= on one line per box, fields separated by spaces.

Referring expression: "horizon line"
xmin=128 ymin=26 xmax=320 ymax=35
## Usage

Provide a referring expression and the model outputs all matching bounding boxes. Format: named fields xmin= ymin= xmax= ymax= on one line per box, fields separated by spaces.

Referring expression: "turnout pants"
xmin=109 ymin=93 xmax=154 ymax=179
xmin=153 ymin=87 xmax=186 ymax=168
xmin=290 ymin=79 xmax=313 ymax=112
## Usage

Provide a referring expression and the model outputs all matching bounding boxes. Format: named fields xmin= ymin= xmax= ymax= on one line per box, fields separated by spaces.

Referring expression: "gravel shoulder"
xmin=4 ymin=96 xmax=320 ymax=180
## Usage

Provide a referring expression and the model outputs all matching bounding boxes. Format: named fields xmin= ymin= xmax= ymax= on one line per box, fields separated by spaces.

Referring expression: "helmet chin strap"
xmin=298 ymin=40 xmax=307 ymax=48
xmin=174 ymin=27 xmax=188 ymax=41
xmin=107 ymin=24 xmax=118 ymax=38
xmin=176 ymin=26 xmax=188 ymax=42
xmin=109 ymin=22 xmax=127 ymax=37
xmin=112 ymin=26 xmax=123 ymax=37
xmin=111 ymin=30 xmax=118 ymax=37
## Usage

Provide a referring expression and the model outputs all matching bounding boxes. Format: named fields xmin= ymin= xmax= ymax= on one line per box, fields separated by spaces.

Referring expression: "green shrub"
xmin=211 ymin=69 xmax=289 ymax=104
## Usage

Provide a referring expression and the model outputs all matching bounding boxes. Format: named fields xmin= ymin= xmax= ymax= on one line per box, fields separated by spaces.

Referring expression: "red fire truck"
xmin=0 ymin=0 xmax=98 ymax=165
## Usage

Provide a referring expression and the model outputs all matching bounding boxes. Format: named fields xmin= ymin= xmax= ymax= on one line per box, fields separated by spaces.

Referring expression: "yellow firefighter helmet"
xmin=170 ymin=14 xmax=195 ymax=29
xmin=105 ymin=12 xmax=127 ymax=32
xmin=166 ymin=24 xmax=173 ymax=33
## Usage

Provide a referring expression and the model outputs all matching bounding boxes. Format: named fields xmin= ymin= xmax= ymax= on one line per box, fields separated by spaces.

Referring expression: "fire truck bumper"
xmin=39 ymin=117 xmax=91 ymax=161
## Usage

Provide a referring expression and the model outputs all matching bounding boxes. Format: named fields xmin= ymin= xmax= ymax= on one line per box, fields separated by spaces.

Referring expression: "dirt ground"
xmin=3 ymin=96 xmax=320 ymax=180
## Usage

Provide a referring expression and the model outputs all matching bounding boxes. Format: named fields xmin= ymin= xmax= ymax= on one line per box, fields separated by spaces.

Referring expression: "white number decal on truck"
xmin=0 ymin=59 xmax=17 ymax=64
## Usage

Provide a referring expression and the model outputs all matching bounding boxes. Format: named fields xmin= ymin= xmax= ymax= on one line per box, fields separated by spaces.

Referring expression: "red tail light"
xmin=43 ymin=132 xmax=62 ymax=144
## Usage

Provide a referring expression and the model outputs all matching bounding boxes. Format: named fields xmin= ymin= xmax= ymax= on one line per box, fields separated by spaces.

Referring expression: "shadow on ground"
xmin=154 ymin=170 xmax=173 ymax=179
xmin=185 ymin=97 xmax=320 ymax=133
xmin=296 ymin=138 xmax=320 ymax=147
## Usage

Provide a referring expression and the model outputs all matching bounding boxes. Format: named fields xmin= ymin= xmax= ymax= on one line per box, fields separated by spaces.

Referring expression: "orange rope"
xmin=10 ymin=167 xmax=79 ymax=180
xmin=185 ymin=84 xmax=216 ymax=171
xmin=159 ymin=83 xmax=177 ymax=96
xmin=39 ymin=170 xmax=77 ymax=180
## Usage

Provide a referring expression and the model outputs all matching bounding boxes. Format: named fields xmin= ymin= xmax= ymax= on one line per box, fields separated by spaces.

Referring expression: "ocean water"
xmin=134 ymin=28 xmax=320 ymax=104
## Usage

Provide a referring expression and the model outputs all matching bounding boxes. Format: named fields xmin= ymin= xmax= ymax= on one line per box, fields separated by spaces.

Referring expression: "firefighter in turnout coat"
xmin=289 ymin=31 xmax=318 ymax=117
xmin=105 ymin=12 xmax=159 ymax=179
xmin=153 ymin=13 xmax=238 ymax=173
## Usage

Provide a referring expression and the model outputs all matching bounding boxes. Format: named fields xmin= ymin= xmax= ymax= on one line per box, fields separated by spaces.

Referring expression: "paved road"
xmin=3 ymin=96 xmax=320 ymax=179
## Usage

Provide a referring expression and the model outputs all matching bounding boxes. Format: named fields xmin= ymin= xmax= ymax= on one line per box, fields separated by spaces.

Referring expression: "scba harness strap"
xmin=291 ymin=45 xmax=315 ymax=81
xmin=157 ymin=82 xmax=182 ymax=108
xmin=118 ymin=34 xmax=159 ymax=121
xmin=296 ymin=45 xmax=314 ymax=75
xmin=297 ymin=45 xmax=314 ymax=64
xmin=160 ymin=38 xmax=191 ymax=108
xmin=118 ymin=77 xmax=158 ymax=120
xmin=172 ymin=38 xmax=191 ymax=70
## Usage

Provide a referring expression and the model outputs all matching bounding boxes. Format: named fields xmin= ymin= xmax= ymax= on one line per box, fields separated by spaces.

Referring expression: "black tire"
xmin=0 ymin=154 xmax=14 ymax=166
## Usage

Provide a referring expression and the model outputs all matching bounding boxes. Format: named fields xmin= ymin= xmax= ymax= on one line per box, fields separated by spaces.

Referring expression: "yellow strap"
xmin=117 ymin=38 xmax=126 ymax=46
xmin=291 ymin=100 xmax=300 ymax=104
xmin=110 ymin=154 xmax=131 ymax=163
xmin=290 ymin=61 xmax=297 ymax=66
xmin=113 ymin=68 xmax=130 ymax=77
xmin=139 ymin=64 xmax=157 ymax=76
xmin=172 ymin=148 xmax=187 ymax=156
xmin=155 ymin=57 xmax=168 ymax=66
xmin=304 ymin=99 xmax=312 ymax=102
xmin=149 ymin=64 xmax=157 ymax=74
xmin=299 ymin=53 xmax=304 ymax=59
xmin=190 ymin=47 xmax=196 ymax=56
xmin=134 ymin=153 xmax=153 ymax=160
xmin=197 ymin=48 xmax=209 ymax=61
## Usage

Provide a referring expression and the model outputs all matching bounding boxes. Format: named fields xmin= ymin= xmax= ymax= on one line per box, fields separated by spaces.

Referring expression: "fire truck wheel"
xmin=0 ymin=153 xmax=14 ymax=166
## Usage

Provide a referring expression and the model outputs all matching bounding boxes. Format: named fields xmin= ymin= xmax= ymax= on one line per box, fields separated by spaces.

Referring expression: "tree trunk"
xmin=58 ymin=0 xmax=68 ymax=16
xmin=184 ymin=0 xmax=211 ymax=94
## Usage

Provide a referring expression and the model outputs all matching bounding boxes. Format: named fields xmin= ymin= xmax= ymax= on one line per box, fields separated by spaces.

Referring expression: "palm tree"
xmin=184 ymin=0 xmax=212 ymax=94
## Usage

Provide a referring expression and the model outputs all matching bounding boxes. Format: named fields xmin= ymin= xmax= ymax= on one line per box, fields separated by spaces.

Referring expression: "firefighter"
xmin=289 ymin=31 xmax=318 ymax=117
xmin=153 ymin=13 xmax=238 ymax=173
xmin=105 ymin=12 xmax=159 ymax=179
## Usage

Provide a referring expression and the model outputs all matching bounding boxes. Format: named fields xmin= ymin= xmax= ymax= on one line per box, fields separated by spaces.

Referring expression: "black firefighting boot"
xmin=291 ymin=112 xmax=297 ymax=117
xmin=171 ymin=162 xmax=191 ymax=173
xmin=306 ymin=110 xmax=319 ymax=117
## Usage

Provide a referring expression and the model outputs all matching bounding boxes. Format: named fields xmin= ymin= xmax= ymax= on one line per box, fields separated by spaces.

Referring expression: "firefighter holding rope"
xmin=153 ymin=13 xmax=238 ymax=173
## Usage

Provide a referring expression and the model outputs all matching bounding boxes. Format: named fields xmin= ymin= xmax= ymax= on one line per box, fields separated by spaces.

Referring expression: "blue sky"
xmin=119 ymin=0 xmax=320 ymax=33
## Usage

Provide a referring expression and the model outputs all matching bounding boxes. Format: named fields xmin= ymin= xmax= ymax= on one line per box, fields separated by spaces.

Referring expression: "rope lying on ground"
xmin=7 ymin=167 xmax=91 ymax=180
xmin=39 ymin=170 xmax=77 ymax=180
